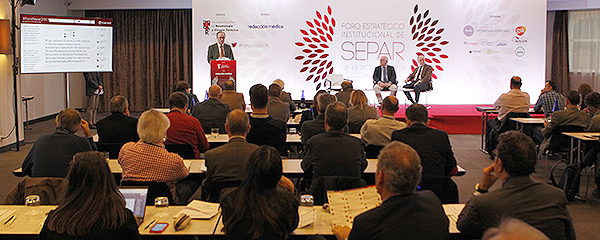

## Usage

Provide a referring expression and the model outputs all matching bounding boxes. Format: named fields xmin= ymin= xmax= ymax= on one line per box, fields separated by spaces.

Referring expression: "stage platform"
xmin=390 ymin=104 xmax=488 ymax=134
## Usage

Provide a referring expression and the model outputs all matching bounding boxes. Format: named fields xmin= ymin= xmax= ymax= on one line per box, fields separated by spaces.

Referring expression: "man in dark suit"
xmin=332 ymin=141 xmax=449 ymax=240
xmin=391 ymin=104 xmax=458 ymax=203
xmin=302 ymin=102 xmax=367 ymax=182
xmin=202 ymin=109 xmax=258 ymax=201
xmin=539 ymin=90 xmax=589 ymax=154
xmin=335 ymin=81 xmax=353 ymax=107
xmin=403 ymin=55 xmax=432 ymax=104
xmin=267 ymin=83 xmax=291 ymax=122
xmin=219 ymin=80 xmax=245 ymax=110
xmin=373 ymin=56 xmax=397 ymax=104
xmin=300 ymin=93 xmax=336 ymax=145
xmin=457 ymin=131 xmax=576 ymax=240
xmin=207 ymin=31 xmax=234 ymax=63
xmin=246 ymin=84 xmax=287 ymax=155
xmin=193 ymin=85 xmax=232 ymax=134
xmin=96 ymin=95 xmax=139 ymax=144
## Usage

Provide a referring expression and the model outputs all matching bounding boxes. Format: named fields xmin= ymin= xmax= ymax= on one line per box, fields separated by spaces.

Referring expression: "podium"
xmin=210 ymin=60 xmax=236 ymax=90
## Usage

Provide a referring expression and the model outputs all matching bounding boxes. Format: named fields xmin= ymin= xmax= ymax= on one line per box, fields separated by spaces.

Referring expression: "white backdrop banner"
xmin=193 ymin=0 xmax=546 ymax=104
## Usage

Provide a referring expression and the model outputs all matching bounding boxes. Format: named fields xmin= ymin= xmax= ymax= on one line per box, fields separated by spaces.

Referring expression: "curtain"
xmin=85 ymin=10 xmax=192 ymax=112
xmin=568 ymin=10 xmax=600 ymax=93
xmin=551 ymin=11 xmax=569 ymax=94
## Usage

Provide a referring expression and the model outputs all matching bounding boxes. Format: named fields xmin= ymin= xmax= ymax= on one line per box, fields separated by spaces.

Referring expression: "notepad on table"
xmin=174 ymin=200 xmax=220 ymax=219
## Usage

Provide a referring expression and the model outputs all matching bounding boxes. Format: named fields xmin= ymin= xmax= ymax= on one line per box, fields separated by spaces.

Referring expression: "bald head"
xmin=382 ymin=96 xmax=399 ymax=115
xmin=56 ymin=108 xmax=82 ymax=133
xmin=226 ymin=109 xmax=250 ymax=136
xmin=377 ymin=141 xmax=422 ymax=195
xmin=209 ymin=85 xmax=222 ymax=99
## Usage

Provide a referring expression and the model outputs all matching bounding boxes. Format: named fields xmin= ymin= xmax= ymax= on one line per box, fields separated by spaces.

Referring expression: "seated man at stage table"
xmin=96 ymin=95 xmax=139 ymax=144
xmin=300 ymin=93 xmax=337 ymax=145
xmin=246 ymin=84 xmax=287 ymax=155
xmin=534 ymin=80 xmax=566 ymax=117
xmin=302 ymin=102 xmax=367 ymax=184
xmin=273 ymin=79 xmax=297 ymax=112
xmin=373 ymin=56 xmax=397 ymax=104
xmin=219 ymin=80 xmax=245 ymax=110
xmin=207 ymin=31 xmax=234 ymax=63
xmin=165 ymin=92 xmax=210 ymax=158
xmin=193 ymin=85 xmax=231 ymax=134
xmin=332 ymin=141 xmax=449 ymax=240
xmin=539 ymin=90 xmax=589 ymax=154
xmin=361 ymin=96 xmax=406 ymax=147
xmin=202 ymin=109 xmax=258 ymax=202
xmin=22 ymin=108 xmax=96 ymax=178
xmin=403 ymin=55 xmax=432 ymax=104
xmin=267 ymin=83 xmax=291 ymax=121
xmin=391 ymin=104 xmax=458 ymax=203
xmin=457 ymin=131 xmax=576 ymax=240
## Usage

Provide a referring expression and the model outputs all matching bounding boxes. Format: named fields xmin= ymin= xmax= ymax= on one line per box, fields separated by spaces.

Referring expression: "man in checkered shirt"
xmin=534 ymin=80 xmax=566 ymax=117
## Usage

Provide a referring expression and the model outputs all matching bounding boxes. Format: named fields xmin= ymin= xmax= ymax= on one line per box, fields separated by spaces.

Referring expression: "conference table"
xmin=0 ymin=204 xmax=465 ymax=238
xmin=510 ymin=117 xmax=546 ymax=131
xmin=561 ymin=132 xmax=600 ymax=164
xmin=475 ymin=106 xmax=541 ymax=153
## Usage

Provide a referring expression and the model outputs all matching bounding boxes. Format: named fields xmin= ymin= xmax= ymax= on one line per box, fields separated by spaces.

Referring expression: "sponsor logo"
xmin=515 ymin=26 xmax=526 ymax=36
xmin=247 ymin=24 xmax=284 ymax=29
xmin=511 ymin=36 xmax=528 ymax=43
xmin=496 ymin=41 xmax=507 ymax=47
xmin=515 ymin=46 xmax=525 ymax=57
xmin=469 ymin=49 xmax=482 ymax=54
xmin=464 ymin=41 xmax=478 ymax=45
xmin=217 ymin=63 xmax=230 ymax=70
xmin=489 ymin=14 xmax=502 ymax=19
xmin=463 ymin=25 xmax=474 ymax=37
xmin=486 ymin=49 xmax=500 ymax=54
xmin=481 ymin=41 xmax=493 ymax=46
xmin=203 ymin=20 xmax=210 ymax=35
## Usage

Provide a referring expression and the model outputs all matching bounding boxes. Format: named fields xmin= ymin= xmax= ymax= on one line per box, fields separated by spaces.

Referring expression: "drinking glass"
xmin=24 ymin=195 xmax=41 ymax=215
xmin=289 ymin=128 xmax=297 ymax=134
xmin=211 ymin=128 xmax=219 ymax=138
xmin=300 ymin=194 xmax=314 ymax=207
xmin=154 ymin=197 xmax=170 ymax=218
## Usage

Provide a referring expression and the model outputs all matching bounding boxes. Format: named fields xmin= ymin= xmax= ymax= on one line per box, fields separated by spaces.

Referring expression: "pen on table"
xmin=144 ymin=219 xmax=156 ymax=229
xmin=4 ymin=215 xmax=14 ymax=225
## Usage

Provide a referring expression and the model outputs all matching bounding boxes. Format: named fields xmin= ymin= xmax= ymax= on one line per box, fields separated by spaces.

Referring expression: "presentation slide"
xmin=193 ymin=0 xmax=546 ymax=104
xmin=20 ymin=15 xmax=113 ymax=74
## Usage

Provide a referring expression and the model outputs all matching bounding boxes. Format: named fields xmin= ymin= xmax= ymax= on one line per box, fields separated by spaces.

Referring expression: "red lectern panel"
xmin=210 ymin=60 xmax=236 ymax=90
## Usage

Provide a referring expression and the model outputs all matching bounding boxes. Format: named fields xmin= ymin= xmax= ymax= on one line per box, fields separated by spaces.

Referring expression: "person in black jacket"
xmin=96 ymin=95 xmax=139 ymax=144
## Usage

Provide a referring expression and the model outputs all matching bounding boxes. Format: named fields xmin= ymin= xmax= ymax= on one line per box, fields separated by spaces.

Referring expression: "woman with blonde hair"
xmin=347 ymin=90 xmax=380 ymax=132
xmin=40 ymin=151 xmax=140 ymax=239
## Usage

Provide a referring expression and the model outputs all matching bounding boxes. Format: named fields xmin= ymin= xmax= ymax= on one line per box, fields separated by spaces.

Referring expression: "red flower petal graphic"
xmin=300 ymin=29 xmax=309 ymax=35
xmin=314 ymin=19 xmax=321 ymax=27
xmin=327 ymin=6 xmax=332 ymax=15
xmin=302 ymin=49 xmax=312 ymax=53
xmin=316 ymin=11 xmax=322 ymax=19
xmin=320 ymin=44 xmax=329 ymax=48
xmin=317 ymin=68 xmax=324 ymax=74
xmin=295 ymin=42 xmax=305 ymax=46
xmin=331 ymin=18 xmax=336 ymax=27
xmin=436 ymin=65 xmax=444 ymax=71
xmin=320 ymin=36 xmax=327 ymax=42
xmin=436 ymin=28 xmax=444 ymax=34
xmin=411 ymin=25 xmax=416 ymax=34
xmin=421 ymin=47 xmax=430 ymax=52
xmin=431 ymin=20 xmax=438 ymax=27
xmin=425 ymin=58 xmax=432 ymax=63
xmin=440 ymin=41 xmax=449 ymax=45
xmin=307 ymin=75 xmax=313 ymax=81
xmin=427 ymin=52 xmax=436 ymax=56
xmin=423 ymin=36 xmax=431 ymax=41
xmin=427 ymin=28 xmax=435 ymax=34
xmin=421 ymin=27 xmax=428 ymax=34
xmin=312 ymin=37 xmax=321 ymax=43
xmin=324 ymin=15 xmax=329 ymax=24
xmin=303 ymin=60 xmax=312 ymax=65
xmin=310 ymin=67 xmax=317 ymax=73
xmin=295 ymin=56 xmax=305 ymax=60
xmin=326 ymin=34 xmax=333 ymax=41
xmin=320 ymin=60 xmax=327 ymax=66
xmin=317 ymin=28 xmax=324 ymax=35
xmin=300 ymin=67 xmax=308 ymax=72
xmin=416 ymin=42 xmax=425 ymax=47
xmin=440 ymin=54 xmax=448 ymax=59
xmin=412 ymin=59 xmax=418 ymax=66
xmin=308 ymin=44 xmax=318 ymax=48
xmin=315 ymin=49 xmax=324 ymax=53
xmin=310 ymin=29 xmax=317 ymax=35
xmin=313 ymin=60 xmax=321 ymax=65
xmin=418 ymin=34 xmax=424 ymax=41
xmin=314 ymin=76 xmax=320 ymax=83
xmin=432 ymin=58 xmax=440 ymax=63
xmin=433 ymin=36 xmax=441 ymax=41
xmin=320 ymin=54 xmax=329 ymax=58
xmin=308 ymin=54 xmax=318 ymax=58
xmin=303 ymin=37 xmax=312 ymax=43
xmin=427 ymin=43 xmax=436 ymax=47
xmin=329 ymin=26 xmax=334 ymax=35
xmin=329 ymin=68 xmax=334 ymax=74
xmin=432 ymin=48 xmax=441 ymax=52
xmin=432 ymin=73 xmax=437 ymax=79
xmin=306 ymin=21 xmax=314 ymax=28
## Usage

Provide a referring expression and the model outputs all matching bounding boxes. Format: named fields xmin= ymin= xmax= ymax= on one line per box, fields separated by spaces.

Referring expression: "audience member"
xmin=96 ymin=95 xmax=139 ymax=144
xmin=457 ymin=131 xmax=576 ymax=240
xmin=580 ymin=92 xmax=600 ymax=198
xmin=165 ymin=92 xmax=210 ymax=158
xmin=299 ymin=90 xmax=327 ymax=130
xmin=192 ymin=85 xmax=231 ymax=134
xmin=539 ymin=90 xmax=589 ymax=154
xmin=22 ymin=108 xmax=95 ymax=178
xmin=273 ymin=79 xmax=297 ymax=112
xmin=267 ymin=83 xmax=291 ymax=121
xmin=331 ymin=141 xmax=449 ymax=240
xmin=336 ymin=81 xmax=353 ymax=106
xmin=39 ymin=152 xmax=140 ymax=240
xmin=578 ymin=83 xmax=594 ymax=110
xmin=534 ymin=80 xmax=566 ymax=117
xmin=246 ymin=84 xmax=287 ymax=154
xmin=373 ymin=56 xmax=397 ymax=104
xmin=219 ymin=80 xmax=246 ymax=110
xmin=221 ymin=145 xmax=299 ymax=240
xmin=481 ymin=218 xmax=550 ymax=240
xmin=361 ymin=96 xmax=406 ymax=146
xmin=391 ymin=104 xmax=458 ymax=203
xmin=202 ymin=110 xmax=258 ymax=202
xmin=175 ymin=81 xmax=200 ymax=115
xmin=119 ymin=109 xmax=191 ymax=202
xmin=300 ymin=93 xmax=337 ymax=145
xmin=302 ymin=102 xmax=367 ymax=183
xmin=348 ymin=90 xmax=380 ymax=133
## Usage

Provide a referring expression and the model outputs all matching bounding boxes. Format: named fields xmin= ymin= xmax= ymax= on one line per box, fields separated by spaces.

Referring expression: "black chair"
xmin=418 ymin=176 xmax=459 ymax=204
xmin=309 ymin=176 xmax=367 ymax=205
xmin=348 ymin=121 xmax=364 ymax=133
xmin=96 ymin=142 xmax=125 ymax=159
xmin=120 ymin=181 xmax=174 ymax=206
xmin=365 ymin=144 xmax=384 ymax=159
xmin=200 ymin=120 xmax=227 ymax=134
xmin=543 ymin=125 xmax=586 ymax=181
xmin=201 ymin=180 xmax=243 ymax=203
xmin=165 ymin=144 xmax=196 ymax=159
xmin=486 ymin=112 xmax=531 ymax=154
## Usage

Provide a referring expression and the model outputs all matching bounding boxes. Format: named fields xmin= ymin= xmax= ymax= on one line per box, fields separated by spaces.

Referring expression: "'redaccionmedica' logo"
xmin=294 ymin=6 xmax=335 ymax=90
xmin=408 ymin=4 xmax=449 ymax=80
xmin=203 ymin=20 xmax=211 ymax=35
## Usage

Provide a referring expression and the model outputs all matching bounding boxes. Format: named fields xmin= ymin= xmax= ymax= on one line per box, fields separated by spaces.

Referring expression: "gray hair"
xmin=55 ymin=108 xmax=82 ymax=133
xmin=226 ymin=109 xmax=249 ymax=136
xmin=137 ymin=109 xmax=170 ymax=143
xmin=377 ymin=141 xmax=422 ymax=195
xmin=109 ymin=96 xmax=128 ymax=114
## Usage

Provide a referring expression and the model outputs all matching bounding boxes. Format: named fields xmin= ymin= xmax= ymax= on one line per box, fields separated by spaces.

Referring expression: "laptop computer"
xmin=119 ymin=186 xmax=149 ymax=226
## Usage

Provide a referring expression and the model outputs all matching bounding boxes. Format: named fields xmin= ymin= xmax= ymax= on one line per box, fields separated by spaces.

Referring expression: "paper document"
xmin=327 ymin=185 xmax=381 ymax=227
xmin=175 ymin=200 xmax=220 ymax=219
xmin=0 ymin=209 xmax=16 ymax=222
xmin=297 ymin=207 xmax=317 ymax=228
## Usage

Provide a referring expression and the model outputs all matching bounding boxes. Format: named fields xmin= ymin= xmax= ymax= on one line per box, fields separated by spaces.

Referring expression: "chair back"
xmin=202 ymin=180 xmax=243 ymax=203
xmin=96 ymin=143 xmax=125 ymax=159
xmin=365 ymin=144 xmax=384 ymax=159
xmin=309 ymin=176 xmax=367 ymax=205
xmin=4 ymin=177 xmax=66 ymax=205
xmin=120 ymin=181 xmax=174 ymax=206
xmin=418 ymin=176 xmax=458 ymax=204
xmin=547 ymin=125 xmax=586 ymax=153
xmin=348 ymin=121 xmax=364 ymax=133
xmin=165 ymin=144 xmax=196 ymax=159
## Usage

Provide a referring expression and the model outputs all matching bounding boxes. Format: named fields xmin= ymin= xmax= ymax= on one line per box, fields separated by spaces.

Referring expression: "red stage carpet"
xmin=391 ymin=105 xmax=488 ymax=134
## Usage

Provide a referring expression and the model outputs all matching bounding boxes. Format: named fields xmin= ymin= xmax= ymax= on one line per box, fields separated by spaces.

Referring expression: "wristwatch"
xmin=473 ymin=183 xmax=488 ymax=196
